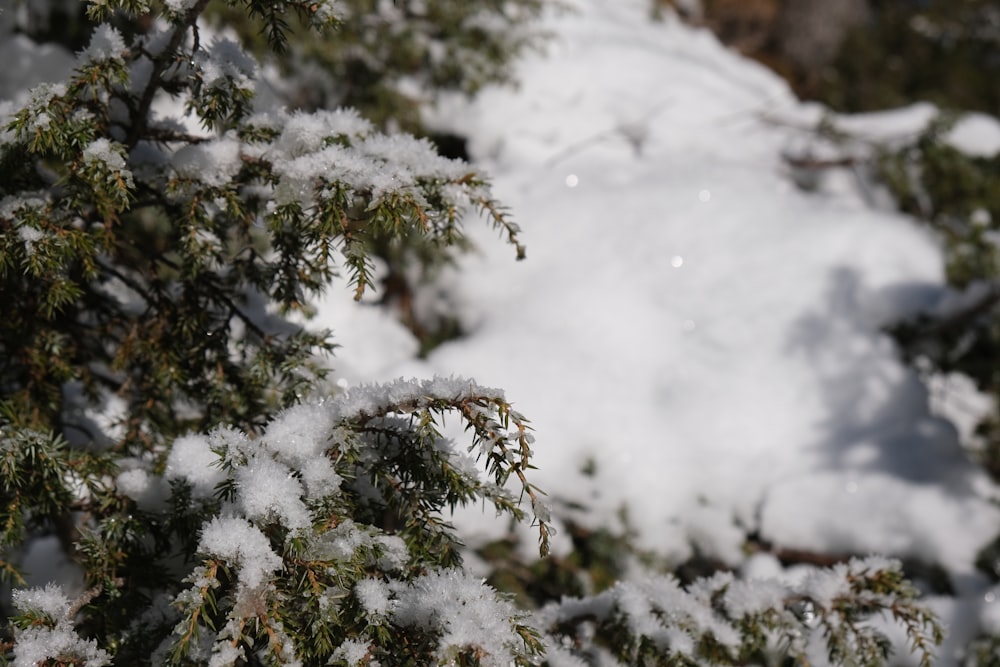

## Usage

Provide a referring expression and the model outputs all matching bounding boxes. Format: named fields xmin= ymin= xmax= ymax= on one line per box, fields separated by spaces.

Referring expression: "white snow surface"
xmin=314 ymin=0 xmax=1000 ymax=583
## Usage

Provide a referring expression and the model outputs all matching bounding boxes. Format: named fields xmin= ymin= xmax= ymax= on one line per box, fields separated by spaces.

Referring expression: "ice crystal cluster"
xmin=0 ymin=0 xmax=944 ymax=665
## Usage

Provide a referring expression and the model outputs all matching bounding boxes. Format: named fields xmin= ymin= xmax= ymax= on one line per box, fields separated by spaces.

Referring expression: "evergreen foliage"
xmin=779 ymin=97 xmax=1000 ymax=666
xmin=202 ymin=0 xmax=546 ymax=352
xmin=537 ymin=557 xmax=941 ymax=667
xmin=0 ymin=1 xmax=946 ymax=665
xmin=212 ymin=0 xmax=546 ymax=133
xmin=820 ymin=0 xmax=1000 ymax=118
xmin=858 ymin=113 xmax=1000 ymax=485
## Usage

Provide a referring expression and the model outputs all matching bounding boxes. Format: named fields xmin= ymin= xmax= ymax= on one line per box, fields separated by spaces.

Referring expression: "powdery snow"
xmin=355 ymin=578 xmax=394 ymax=618
xmin=165 ymin=433 xmax=226 ymax=499
xmin=11 ymin=583 xmax=71 ymax=620
xmin=10 ymin=584 xmax=112 ymax=667
xmin=314 ymin=0 xmax=1000 ymax=592
xmin=389 ymin=569 xmax=526 ymax=667
xmin=235 ymin=455 xmax=311 ymax=531
xmin=197 ymin=516 xmax=283 ymax=590
xmin=948 ymin=112 xmax=1000 ymax=158
xmin=78 ymin=24 xmax=125 ymax=64
xmin=331 ymin=638 xmax=370 ymax=667
xmin=171 ymin=135 xmax=242 ymax=187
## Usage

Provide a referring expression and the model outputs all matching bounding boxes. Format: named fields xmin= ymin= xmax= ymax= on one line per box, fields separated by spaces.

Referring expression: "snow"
xmin=12 ymin=582 xmax=70 ymax=620
xmin=981 ymin=587 xmax=1000 ymax=634
xmin=355 ymin=577 xmax=394 ymax=618
xmin=164 ymin=433 xmax=226 ymax=499
xmin=82 ymin=138 xmax=135 ymax=189
xmin=261 ymin=404 xmax=342 ymax=498
xmin=272 ymin=109 xmax=373 ymax=157
xmin=206 ymin=643 xmax=244 ymax=667
xmin=331 ymin=638 xmax=370 ymax=667
xmin=309 ymin=0 xmax=1000 ymax=638
xmin=82 ymin=138 xmax=126 ymax=170
xmin=78 ymin=24 xmax=125 ymax=64
xmin=10 ymin=626 xmax=111 ymax=667
xmin=389 ymin=569 xmax=525 ymax=667
xmin=16 ymin=83 xmax=67 ymax=133
xmin=760 ymin=471 xmax=1000 ymax=570
xmin=196 ymin=38 xmax=257 ymax=89
xmin=311 ymin=0 xmax=343 ymax=25
xmin=16 ymin=224 xmax=44 ymax=251
xmin=115 ymin=469 xmax=155 ymax=504
xmin=723 ymin=578 xmax=787 ymax=617
xmin=947 ymin=112 xmax=1000 ymax=158
xmin=0 ymin=34 xmax=74 ymax=99
xmin=171 ymin=135 xmax=242 ymax=187
xmin=7 ymin=0 xmax=1000 ymax=661
xmin=10 ymin=583 xmax=112 ymax=667
xmin=797 ymin=102 xmax=1000 ymax=158
xmin=197 ymin=515 xmax=283 ymax=590
xmin=266 ymin=122 xmax=471 ymax=210
xmin=235 ymin=455 xmax=310 ymax=531
xmin=163 ymin=0 xmax=199 ymax=13
xmin=306 ymin=520 xmax=409 ymax=570
xmin=831 ymin=102 xmax=940 ymax=144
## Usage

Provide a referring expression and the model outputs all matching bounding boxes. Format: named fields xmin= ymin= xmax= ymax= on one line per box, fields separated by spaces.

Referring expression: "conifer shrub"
xmin=781 ymin=107 xmax=1000 ymax=661
xmin=0 ymin=1 xmax=945 ymax=665
xmin=863 ymin=114 xmax=1000 ymax=484
xmin=212 ymin=0 xmax=546 ymax=134
xmin=203 ymin=0 xmax=546 ymax=352
xmin=821 ymin=1 xmax=1000 ymax=119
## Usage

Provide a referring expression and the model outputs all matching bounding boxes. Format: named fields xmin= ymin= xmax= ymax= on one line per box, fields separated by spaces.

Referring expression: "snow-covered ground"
xmin=314 ymin=0 xmax=1000 ymax=658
